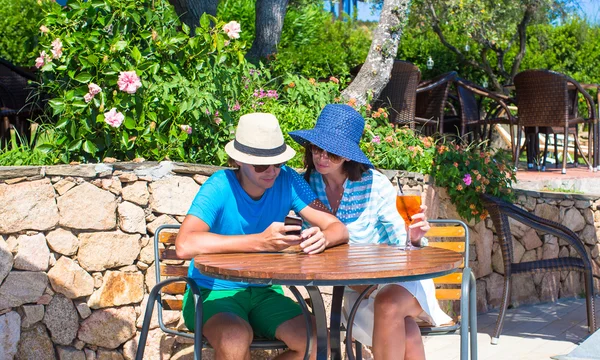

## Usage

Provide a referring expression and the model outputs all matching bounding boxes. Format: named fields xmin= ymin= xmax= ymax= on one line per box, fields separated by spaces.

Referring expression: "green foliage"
xmin=0 ymin=126 xmax=61 ymax=166
xmin=0 ymin=0 xmax=44 ymax=66
xmin=218 ymin=0 xmax=372 ymax=79
xmin=360 ymin=108 xmax=436 ymax=174
xmin=431 ymin=142 xmax=516 ymax=223
xmin=36 ymin=0 xmax=247 ymax=164
xmin=522 ymin=19 xmax=600 ymax=84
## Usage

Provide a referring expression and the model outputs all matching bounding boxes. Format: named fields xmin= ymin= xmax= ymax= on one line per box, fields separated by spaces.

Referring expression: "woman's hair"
xmin=227 ymin=157 xmax=239 ymax=168
xmin=303 ymin=145 xmax=368 ymax=182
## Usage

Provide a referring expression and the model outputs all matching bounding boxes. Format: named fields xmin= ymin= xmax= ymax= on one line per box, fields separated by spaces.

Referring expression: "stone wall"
xmin=0 ymin=163 xmax=599 ymax=359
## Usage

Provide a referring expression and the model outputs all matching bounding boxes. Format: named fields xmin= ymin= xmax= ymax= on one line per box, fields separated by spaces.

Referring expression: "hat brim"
xmin=225 ymin=140 xmax=296 ymax=165
xmin=289 ymin=129 xmax=373 ymax=168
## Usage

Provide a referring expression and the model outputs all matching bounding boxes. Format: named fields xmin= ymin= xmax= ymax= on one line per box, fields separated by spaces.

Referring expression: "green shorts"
xmin=182 ymin=285 xmax=303 ymax=339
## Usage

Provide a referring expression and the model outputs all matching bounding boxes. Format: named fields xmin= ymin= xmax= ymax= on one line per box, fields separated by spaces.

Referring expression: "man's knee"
xmin=204 ymin=313 xmax=254 ymax=352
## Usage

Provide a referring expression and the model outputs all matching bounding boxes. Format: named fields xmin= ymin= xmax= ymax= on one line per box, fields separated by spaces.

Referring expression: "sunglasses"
xmin=252 ymin=163 xmax=285 ymax=173
xmin=310 ymin=144 xmax=343 ymax=163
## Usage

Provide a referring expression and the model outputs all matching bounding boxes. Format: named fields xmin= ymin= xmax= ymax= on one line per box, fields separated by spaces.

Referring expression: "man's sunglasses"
xmin=310 ymin=144 xmax=343 ymax=163
xmin=252 ymin=163 xmax=285 ymax=173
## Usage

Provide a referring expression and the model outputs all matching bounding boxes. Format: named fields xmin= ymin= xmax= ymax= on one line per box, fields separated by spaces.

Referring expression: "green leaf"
xmin=199 ymin=13 xmax=210 ymax=29
xmin=88 ymin=54 xmax=99 ymax=65
xmin=182 ymin=23 xmax=190 ymax=35
xmin=35 ymin=144 xmax=54 ymax=153
xmin=83 ymin=140 xmax=98 ymax=154
xmin=74 ymin=72 xmax=93 ymax=83
xmin=68 ymin=139 xmax=83 ymax=151
xmin=114 ymin=40 xmax=128 ymax=51
xmin=131 ymin=46 xmax=142 ymax=63
xmin=124 ymin=116 xmax=136 ymax=130
xmin=49 ymin=99 xmax=65 ymax=116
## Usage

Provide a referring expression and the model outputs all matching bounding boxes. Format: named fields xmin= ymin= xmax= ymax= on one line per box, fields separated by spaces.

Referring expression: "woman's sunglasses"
xmin=310 ymin=144 xmax=343 ymax=163
xmin=252 ymin=163 xmax=285 ymax=173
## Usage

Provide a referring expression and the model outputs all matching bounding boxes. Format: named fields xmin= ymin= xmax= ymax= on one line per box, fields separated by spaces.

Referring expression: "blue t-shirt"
xmin=186 ymin=166 xmax=317 ymax=290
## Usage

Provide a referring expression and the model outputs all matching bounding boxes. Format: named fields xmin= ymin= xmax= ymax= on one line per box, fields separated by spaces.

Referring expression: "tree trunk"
xmin=168 ymin=0 xmax=218 ymax=32
xmin=341 ymin=0 xmax=409 ymax=106
xmin=246 ymin=0 xmax=289 ymax=61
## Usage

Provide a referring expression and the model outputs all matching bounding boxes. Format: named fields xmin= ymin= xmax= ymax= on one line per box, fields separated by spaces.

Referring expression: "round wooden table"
xmin=194 ymin=244 xmax=464 ymax=360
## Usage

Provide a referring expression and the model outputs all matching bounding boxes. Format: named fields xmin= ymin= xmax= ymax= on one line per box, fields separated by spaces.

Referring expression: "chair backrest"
xmin=514 ymin=70 xmax=570 ymax=128
xmin=456 ymin=81 xmax=482 ymax=127
xmin=415 ymin=72 xmax=457 ymax=122
xmin=481 ymin=194 xmax=592 ymax=274
xmin=423 ymin=219 xmax=470 ymax=329
xmin=154 ymin=224 xmax=189 ymax=312
xmin=0 ymin=58 xmax=37 ymax=111
xmin=376 ymin=60 xmax=421 ymax=126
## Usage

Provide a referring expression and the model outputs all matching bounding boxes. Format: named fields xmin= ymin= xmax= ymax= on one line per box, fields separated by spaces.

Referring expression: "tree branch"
xmin=509 ymin=3 xmax=536 ymax=82
xmin=340 ymin=0 xmax=409 ymax=106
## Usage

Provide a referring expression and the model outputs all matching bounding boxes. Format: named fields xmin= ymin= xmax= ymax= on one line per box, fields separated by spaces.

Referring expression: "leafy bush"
xmin=0 ymin=0 xmax=44 ymax=66
xmin=432 ymin=142 xmax=516 ymax=223
xmin=361 ymin=107 xmax=436 ymax=174
xmin=35 ymin=0 xmax=247 ymax=164
xmin=273 ymin=8 xmax=373 ymax=79
xmin=218 ymin=0 xmax=372 ymax=79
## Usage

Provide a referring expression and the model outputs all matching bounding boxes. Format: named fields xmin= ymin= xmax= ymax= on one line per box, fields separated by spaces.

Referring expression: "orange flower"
xmin=385 ymin=136 xmax=393 ymax=143
xmin=329 ymin=76 xmax=339 ymax=84
xmin=347 ymin=98 xmax=357 ymax=107
xmin=469 ymin=204 xmax=476 ymax=209
xmin=309 ymin=78 xmax=316 ymax=85
xmin=288 ymin=82 xmax=296 ymax=88
xmin=456 ymin=184 xmax=463 ymax=191
xmin=453 ymin=162 xmax=458 ymax=167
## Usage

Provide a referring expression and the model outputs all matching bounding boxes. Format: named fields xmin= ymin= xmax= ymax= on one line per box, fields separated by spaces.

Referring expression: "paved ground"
xmin=513 ymin=165 xmax=600 ymax=195
xmin=423 ymin=297 xmax=600 ymax=360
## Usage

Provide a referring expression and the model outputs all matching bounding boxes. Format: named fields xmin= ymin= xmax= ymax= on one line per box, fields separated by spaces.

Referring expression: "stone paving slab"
xmin=424 ymin=297 xmax=599 ymax=360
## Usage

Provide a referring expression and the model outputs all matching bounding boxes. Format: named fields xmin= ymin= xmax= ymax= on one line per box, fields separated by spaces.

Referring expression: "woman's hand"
xmin=299 ymin=226 xmax=328 ymax=254
xmin=408 ymin=205 xmax=430 ymax=246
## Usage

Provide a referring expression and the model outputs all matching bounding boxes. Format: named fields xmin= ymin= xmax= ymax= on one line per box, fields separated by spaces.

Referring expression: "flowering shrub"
xmin=35 ymin=0 xmax=247 ymax=163
xmin=359 ymin=107 xmax=436 ymax=174
xmin=432 ymin=142 xmax=516 ymax=223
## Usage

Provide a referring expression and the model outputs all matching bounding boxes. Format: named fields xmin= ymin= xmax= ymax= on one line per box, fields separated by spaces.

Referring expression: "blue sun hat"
xmin=289 ymin=104 xmax=373 ymax=168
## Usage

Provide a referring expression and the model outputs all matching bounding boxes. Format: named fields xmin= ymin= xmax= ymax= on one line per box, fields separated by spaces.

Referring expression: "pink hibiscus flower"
xmin=84 ymin=93 xmax=94 ymax=103
xmin=104 ymin=108 xmax=124 ymax=128
xmin=117 ymin=71 xmax=142 ymax=94
xmin=88 ymin=83 xmax=102 ymax=95
xmin=51 ymin=38 xmax=63 ymax=59
xmin=180 ymin=125 xmax=193 ymax=134
xmin=223 ymin=21 xmax=241 ymax=39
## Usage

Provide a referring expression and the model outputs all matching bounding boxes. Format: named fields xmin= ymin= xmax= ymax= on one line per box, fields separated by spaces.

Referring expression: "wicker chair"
xmin=454 ymin=78 xmax=517 ymax=159
xmin=0 ymin=58 xmax=40 ymax=147
xmin=374 ymin=60 xmax=421 ymax=127
xmin=414 ymin=71 xmax=458 ymax=135
xmin=481 ymin=194 xmax=597 ymax=345
xmin=513 ymin=70 xmax=597 ymax=173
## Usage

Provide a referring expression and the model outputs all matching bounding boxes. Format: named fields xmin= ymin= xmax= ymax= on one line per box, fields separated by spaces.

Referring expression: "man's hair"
xmin=302 ymin=145 xmax=368 ymax=182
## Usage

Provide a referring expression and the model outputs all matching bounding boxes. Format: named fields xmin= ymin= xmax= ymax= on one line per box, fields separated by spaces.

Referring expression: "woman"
xmin=290 ymin=104 xmax=452 ymax=360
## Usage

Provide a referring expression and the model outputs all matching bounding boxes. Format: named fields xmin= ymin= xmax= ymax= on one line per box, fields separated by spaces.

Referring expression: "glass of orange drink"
xmin=396 ymin=187 xmax=422 ymax=249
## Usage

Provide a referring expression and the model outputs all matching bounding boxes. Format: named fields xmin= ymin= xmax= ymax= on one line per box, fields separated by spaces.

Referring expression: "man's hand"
xmin=408 ymin=205 xmax=430 ymax=245
xmin=299 ymin=226 xmax=328 ymax=254
xmin=261 ymin=222 xmax=302 ymax=252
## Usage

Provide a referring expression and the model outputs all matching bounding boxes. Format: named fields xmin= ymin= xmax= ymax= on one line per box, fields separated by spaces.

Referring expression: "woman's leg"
xmin=372 ymin=284 xmax=425 ymax=360
xmin=404 ymin=317 xmax=426 ymax=360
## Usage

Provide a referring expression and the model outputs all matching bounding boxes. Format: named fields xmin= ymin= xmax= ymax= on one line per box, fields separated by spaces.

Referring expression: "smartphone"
xmin=284 ymin=215 xmax=303 ymax=236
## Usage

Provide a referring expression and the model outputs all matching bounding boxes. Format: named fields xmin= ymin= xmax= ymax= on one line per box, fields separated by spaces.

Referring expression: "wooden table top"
xmin=193 ymin=244 xmax=464 ymax=286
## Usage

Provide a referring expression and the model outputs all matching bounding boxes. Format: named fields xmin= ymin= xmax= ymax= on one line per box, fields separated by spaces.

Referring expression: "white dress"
xmin=307 ymin=170 xmax=452 ymax=346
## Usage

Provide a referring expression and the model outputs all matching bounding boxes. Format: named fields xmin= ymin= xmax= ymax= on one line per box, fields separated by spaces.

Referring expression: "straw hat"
xmin=289 ymin=104 xmax=373 ymax=168
xmin=225 ymin=113 xmax=296 ymax=165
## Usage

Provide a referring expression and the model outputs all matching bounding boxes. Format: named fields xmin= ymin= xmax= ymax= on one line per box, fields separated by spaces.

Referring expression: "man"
xmin=176 ymin=112 xmax=348 ymax=360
